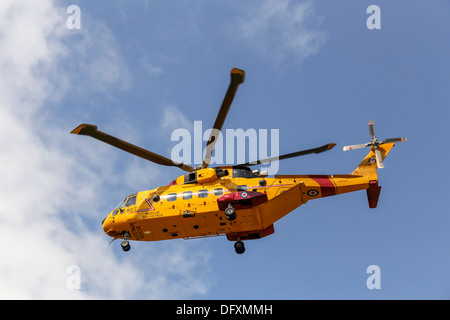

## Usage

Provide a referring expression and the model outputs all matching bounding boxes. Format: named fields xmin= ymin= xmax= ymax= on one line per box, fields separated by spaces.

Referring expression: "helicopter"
xmin=71 ymin=68 xmax=406 ymax=254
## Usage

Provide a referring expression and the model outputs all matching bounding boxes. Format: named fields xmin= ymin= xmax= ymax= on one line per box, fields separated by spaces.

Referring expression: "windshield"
xmin=114 ymin=198 xmax=126 ymax=210
xmin=113 ymin=194 xmax=137 ymax=209
xmin=124 ymin=195 xmax=136 ymax=207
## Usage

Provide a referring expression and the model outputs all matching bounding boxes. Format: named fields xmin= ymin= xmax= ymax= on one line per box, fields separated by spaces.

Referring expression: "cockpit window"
xmin=124 ymin=195 xmax=137 ymax=207
xmin=114 ymin=194 xmax=137 ymax=209
xmin=114 ymin=198 xmax=126 ymax=210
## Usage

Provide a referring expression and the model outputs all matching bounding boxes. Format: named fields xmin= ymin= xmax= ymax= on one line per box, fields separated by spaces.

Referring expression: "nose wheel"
xmin=121 ymin=240 xmax=131 ymax=252
xmin=120 ymin=232 xmax=131 ymax=252
xmin=234 ymin=241 xmax=245 ymax=254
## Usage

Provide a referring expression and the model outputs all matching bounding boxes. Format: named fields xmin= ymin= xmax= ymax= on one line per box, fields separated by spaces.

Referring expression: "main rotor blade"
xmin=382 ymin=137 xmax=407 ymax=144
xmin=343 ymin=143 xmax=368 ymax=151
xmin=237 ymin=143 xmax=336 ymax=167
xmin=71 ymin=124 xmax=195 ymax=172
xmin=368 ymin=120 xmax=376 ymax=139
xmin=202 ymin=68 xmax=245 ymax=169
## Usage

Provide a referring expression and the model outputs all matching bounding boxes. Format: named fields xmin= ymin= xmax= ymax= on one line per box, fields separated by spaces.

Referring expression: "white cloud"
xmin=0 ymin=0 xmax=212 ymax=299
xmin=65 ymin=18 xmax=132 ymax=93
xmin=161 ymin=105 xmax=193 ymax=133
xmin=238 ymin=0 xmax=327 ymax=68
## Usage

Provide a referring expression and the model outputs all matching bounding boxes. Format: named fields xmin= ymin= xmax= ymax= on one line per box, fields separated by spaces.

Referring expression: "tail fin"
xmin=351 ymin=143 xmax=395 ymax=180
xmin=351 ymin=143 xmax=395 ymax=208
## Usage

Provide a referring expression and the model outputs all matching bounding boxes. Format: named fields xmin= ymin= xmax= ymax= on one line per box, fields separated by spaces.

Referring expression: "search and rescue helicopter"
xmin=71 ymin=68 xmax=406 ymax=254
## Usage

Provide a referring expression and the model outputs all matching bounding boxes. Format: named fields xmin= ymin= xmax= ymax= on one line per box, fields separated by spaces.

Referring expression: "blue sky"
xmin=1 ymin=0 xmax=449 ymax=299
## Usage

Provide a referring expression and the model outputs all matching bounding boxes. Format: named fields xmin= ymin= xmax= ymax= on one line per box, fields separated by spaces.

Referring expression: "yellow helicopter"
xmin=71 ymin=68 xmax=406 ymax=254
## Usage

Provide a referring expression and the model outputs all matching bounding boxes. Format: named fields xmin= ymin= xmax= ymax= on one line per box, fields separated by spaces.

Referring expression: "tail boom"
xmin=286 ymin=143 xmax=395 ymax=208
xmin=257 ymin=143 xmax=397 ymax=226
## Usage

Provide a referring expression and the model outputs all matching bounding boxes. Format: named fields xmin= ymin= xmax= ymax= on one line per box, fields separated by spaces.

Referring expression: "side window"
xmin=167 ymin=193 xmax=177 ymax=202
xmin=214 ymin=188 xmax=223 ymax=196
xmin=237 ymin=185 xmax=247 ymax=192
xmin=198 ymin=189 xmax=208 ymax=198
xmin=182 ymin=191 xmax=193 ymax=200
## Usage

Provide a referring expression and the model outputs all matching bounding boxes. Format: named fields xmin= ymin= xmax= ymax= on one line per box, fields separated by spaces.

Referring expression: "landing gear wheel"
xmin=121 ymin=240 xmax=131 ymax=252
xmin=226 ymin=212 xmax=236 ymax=221
xmin=121 ymin=231 xmax=131 ymax=252
xmin=225 ymin=203 xmax=236 ymax=221
xmin=234 ymin=241 xmax=245 ymax=254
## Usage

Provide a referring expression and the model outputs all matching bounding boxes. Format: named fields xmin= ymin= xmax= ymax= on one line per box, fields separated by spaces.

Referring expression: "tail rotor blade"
xmin=343 ymin=143 xmax=367 ymax=151
xmin=368 ymin=120 xmax=376 ymax=139
xmin=374 ymin=148 xmax=384 ymax=169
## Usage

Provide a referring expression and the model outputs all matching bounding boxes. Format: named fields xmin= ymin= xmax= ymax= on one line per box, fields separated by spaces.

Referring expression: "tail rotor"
xmin=343 ymin=120 xmax=407 ymax=169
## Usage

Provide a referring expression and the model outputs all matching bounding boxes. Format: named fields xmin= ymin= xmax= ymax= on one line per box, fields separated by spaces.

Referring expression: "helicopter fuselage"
xmin=101 ymin=165 xmax=375 ymax=243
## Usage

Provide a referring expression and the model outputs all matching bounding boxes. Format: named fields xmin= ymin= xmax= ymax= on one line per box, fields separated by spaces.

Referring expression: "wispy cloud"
xmin=161 ymin=105 xmax=193 ymax=133
xmin=0 ymin=0 xmax=212 ymax=299
xmin=238 ymin=0 xmax=327 ymax=69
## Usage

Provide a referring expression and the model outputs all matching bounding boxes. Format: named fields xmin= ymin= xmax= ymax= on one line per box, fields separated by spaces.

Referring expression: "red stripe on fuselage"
xmin=309 ymin=175 xmax=336 ymax=197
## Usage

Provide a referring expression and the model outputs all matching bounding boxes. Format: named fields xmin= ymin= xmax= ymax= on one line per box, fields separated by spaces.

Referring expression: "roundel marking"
xmin=307 ymin=189 xmax=319 ymax=197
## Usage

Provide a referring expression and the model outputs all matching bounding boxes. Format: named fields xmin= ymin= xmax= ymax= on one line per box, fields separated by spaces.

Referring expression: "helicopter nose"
xmin=102 ymin=216 xmax=113 ymax=235
xmin=102 ymin=217 xmax=108 ymax=232
xmin=102 ymin=213 xmax=119 ymax=238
